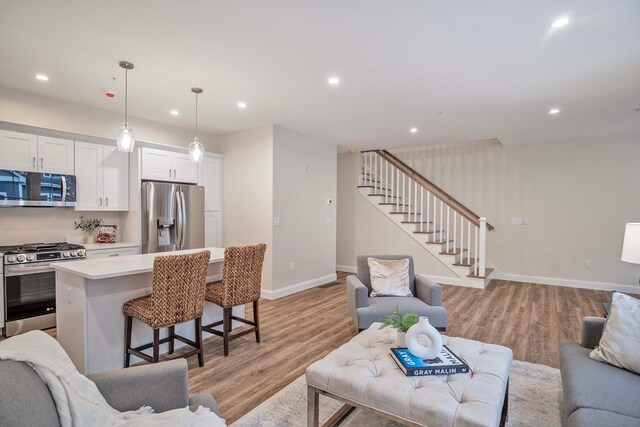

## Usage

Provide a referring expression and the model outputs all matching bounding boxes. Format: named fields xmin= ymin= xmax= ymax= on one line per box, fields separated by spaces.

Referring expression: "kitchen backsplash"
xmin=0 ymin=209 xmax=124 ymax=245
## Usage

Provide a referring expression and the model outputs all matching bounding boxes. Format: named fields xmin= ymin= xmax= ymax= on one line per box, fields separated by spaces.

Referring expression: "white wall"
xmin=217 ymin=125 xmax=274 ymax=292
xmin=272 ymin=125 xmax=336 ymax=297
xmin=337 ymin=137 xmax=640 ymax=290
xmin=0 ymin=87 xmax=218 ymax=150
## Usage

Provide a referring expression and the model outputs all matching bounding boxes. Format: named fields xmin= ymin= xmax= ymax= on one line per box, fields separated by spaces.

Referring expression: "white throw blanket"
xmin=0 ymin=330 xmax=226 ymax=427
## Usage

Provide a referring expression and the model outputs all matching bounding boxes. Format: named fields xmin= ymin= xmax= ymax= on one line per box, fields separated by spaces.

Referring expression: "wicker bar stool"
xmin=123 ymin=250 xmax=210 ymax=368
xmin=202 ymin=243 xmax=266 ymax=356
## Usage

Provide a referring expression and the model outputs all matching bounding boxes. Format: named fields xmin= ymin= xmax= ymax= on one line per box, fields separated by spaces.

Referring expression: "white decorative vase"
xmin=406 ymin=316 xmax=443 ymax=359
xmin=84 ymin=235 xmax=95 ymax=244
xmin=396 ymin=330 xmax=406 ymax=347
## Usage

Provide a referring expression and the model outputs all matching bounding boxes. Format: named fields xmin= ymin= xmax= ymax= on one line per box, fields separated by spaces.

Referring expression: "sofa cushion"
xmin=0 ymin=360 xmax=61 ymax=427
xmin=567 ymin=408 xmax=640 ymax=427
xmin=368 ymin=257 xmax=412 ymax=297
xmin=590 ymin=292 xmax=640 ymax=374
xmin=356 ymin=255 xmax=415 ymax=295
xmin=356 ymin=296 xmax=447 ymax=329
xmin=559 ymin=341 xmax=640 ymax=420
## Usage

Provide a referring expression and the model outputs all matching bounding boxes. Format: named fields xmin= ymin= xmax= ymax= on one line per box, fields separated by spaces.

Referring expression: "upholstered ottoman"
xmin=305 ymin=323 xmax=512 ymax=427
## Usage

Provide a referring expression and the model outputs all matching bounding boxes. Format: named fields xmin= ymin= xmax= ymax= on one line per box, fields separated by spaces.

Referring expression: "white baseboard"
xmin=495 ymin=272 xmax=639 ymax=294
xmin=261 ymin=273 xmax=338 ymax=300
xmin=336 ymin=265 xmax=356 ymax=273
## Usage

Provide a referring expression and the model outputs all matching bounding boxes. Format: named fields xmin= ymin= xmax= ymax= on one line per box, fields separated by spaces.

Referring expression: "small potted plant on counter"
xmin=380 ymin=307 xmax=419 ymax=347
xmin=74 ymin=216 xmax=104 ymax=244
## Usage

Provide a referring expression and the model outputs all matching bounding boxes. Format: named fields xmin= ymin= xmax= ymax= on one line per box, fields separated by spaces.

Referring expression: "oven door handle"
xmin=4 ymin=265 xmax=55 ymax=277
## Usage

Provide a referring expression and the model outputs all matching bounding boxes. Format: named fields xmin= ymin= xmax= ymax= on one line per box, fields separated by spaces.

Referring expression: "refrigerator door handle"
xmin=176 ymin=190 xmax=183 ymax=250
xmin=180 ymin=190 xmax=187 ymax=250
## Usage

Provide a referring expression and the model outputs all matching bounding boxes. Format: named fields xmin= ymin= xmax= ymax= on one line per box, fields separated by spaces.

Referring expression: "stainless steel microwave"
xmin=0 ymin=170 xmax=77 ymax=207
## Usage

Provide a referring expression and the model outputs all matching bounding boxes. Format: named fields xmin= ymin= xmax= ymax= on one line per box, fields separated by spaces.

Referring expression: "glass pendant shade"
xmin=116 ymin=122 xmax=135 ymax=153
xmin=189 ymin=136 xmax=204 ymax=163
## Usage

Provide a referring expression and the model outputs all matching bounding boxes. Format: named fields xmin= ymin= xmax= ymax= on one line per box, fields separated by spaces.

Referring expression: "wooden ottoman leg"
xmin=500 ymin=379 xmax=509 ymax=427
xmin=307 ymin=385 xmax=319 ymax=427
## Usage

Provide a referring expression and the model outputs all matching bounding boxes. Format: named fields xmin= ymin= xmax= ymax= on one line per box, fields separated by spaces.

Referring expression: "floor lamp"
xmin=621 ymin=223 xmax=640 ymax=285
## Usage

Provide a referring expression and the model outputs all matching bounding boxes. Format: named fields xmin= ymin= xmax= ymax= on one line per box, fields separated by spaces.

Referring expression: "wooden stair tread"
xmin=401 ymin=221 xmax=430 ymax=224
xmin=389 ymin=211 xmax=419 ymax=214
xmin=368 ymin=194 xmax=401 ymax=198
xmin=381 ymin=203 xmax=409 ymax=206
xmin=425 ymin=239 xmax=453 ymax=244
xmin=439 ymin=250 xmax=462 ymax=255
xmin=412 ymin=230 xmax=436 ymax=234
xmin=467 ymin=268 xmax=494 ymax=279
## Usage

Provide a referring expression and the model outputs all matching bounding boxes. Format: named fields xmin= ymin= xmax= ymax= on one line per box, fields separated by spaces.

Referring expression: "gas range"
xmin=1 ymin=242 xmax=86 ymax=337
xmin=1 ymin=242 xmax=86 ymax=265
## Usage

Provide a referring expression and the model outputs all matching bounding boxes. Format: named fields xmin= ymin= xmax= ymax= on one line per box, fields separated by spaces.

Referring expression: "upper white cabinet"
xmin=0 ymin=130 xmax=74 ymax=174
xmin=198 ymin=154 xmax=222 ymax=211
xmin=75 ymin=141 xmax=129 ymax=211
xmin=141 ymin=147 xmax=197 ymax=183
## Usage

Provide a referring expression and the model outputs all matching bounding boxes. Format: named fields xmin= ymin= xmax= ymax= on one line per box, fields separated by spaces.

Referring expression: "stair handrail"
xmin=365 ymin=149 xmax=494 ymax=230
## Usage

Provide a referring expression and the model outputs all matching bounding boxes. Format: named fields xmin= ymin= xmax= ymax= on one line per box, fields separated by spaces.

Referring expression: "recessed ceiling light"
xmin=35 ymin=74 xmax=49 ymax=81
xmin=551 ymin=18 xmax=569 ymax=28
xmin=328 ymin=76 xmax=340 ymax=86
xmin=410 ymin=127 xmax=418 ymax=134
xmin=170 ymin=110 xmax=179 ymax=116
xmin=549 ymin=108 xmax=560 ymax=115
xmin=237 ymin=102 xmax=247 ymax=109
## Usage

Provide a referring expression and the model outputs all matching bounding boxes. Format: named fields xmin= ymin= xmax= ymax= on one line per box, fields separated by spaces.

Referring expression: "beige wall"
xmin=217 ymin=125 xmax=274 ymax=291
xmin=272 ymin=125 xmax=336 ymax=293
xmin=336 ymin=137 xmax=639 ymax=288
xmin=336 ymin=153 xmax=458 ymax=279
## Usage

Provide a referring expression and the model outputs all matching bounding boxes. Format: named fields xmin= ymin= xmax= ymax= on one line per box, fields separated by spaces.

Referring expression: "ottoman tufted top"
xmin=306 ymin=323 xmax=512 ymax=427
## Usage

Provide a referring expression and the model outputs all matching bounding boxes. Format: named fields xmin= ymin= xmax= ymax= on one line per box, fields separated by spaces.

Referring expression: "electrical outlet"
xmin=584 ymin=260 xmax=592 ymax=268
xmin=511 ymin=217 xmax=522 ymax=225
xmin=290 ymin=262 xmax=296 ymax=271
xmin=326 ymin=216 xmax=332 ymax=224
xmin=273 ymin=217 xmax=281 ymax=227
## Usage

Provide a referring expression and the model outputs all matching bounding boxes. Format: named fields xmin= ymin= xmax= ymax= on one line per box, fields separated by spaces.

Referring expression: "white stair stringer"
xmin=358 ymin=187 xmax=497 ymax=288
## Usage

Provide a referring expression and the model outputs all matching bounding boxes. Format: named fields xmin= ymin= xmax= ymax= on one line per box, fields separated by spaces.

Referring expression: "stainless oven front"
xmin=3 ymin=262 xmax=57 ymax=336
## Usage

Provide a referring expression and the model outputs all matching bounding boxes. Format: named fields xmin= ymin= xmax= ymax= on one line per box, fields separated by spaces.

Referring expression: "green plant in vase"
xmin=74 ymin=216 xmax=103 ymax=244
xmin=380 ymin=306 xmax=419 ymax=347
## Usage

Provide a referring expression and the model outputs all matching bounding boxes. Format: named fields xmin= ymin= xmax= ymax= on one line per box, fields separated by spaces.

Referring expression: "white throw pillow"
xmin=590 ymin=292 xmax=640 ymax=374
xmin=367 ymin=257 xmax=412 ymax=297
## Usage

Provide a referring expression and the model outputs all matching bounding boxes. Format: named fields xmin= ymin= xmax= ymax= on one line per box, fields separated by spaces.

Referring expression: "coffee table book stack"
xmin=391 ymin=345 xmax=470 ymax=376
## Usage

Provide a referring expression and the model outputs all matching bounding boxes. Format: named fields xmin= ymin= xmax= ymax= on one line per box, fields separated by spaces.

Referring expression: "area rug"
xmin=230 ymin=360 xmax=562 ymax=427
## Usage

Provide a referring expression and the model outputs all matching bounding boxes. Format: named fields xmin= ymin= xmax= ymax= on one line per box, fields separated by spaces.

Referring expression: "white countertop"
xmin=52 ymin=247 xmax=224 ymax=280
xmin=83 ymin=242 xmax=140 ymax=251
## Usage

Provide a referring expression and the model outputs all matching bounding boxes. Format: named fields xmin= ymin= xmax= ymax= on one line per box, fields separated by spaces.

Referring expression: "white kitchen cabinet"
xmin=198 ymin=154 xmax=222 ymax=211
xmin=204 ymin=211 xmax=222 ymax=247
xmin=0 ymin=130 xmax=73 ymax=174
xmin=141 ymin=147 xmax=197 ymax=183
xmin=75 ymin=141 xmax=129 ymax=211
xmin=85 ymin=246 xmax=140 ymax=260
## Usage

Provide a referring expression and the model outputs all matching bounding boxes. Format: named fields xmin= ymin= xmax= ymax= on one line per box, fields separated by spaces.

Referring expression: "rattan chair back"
xmin=150 ymin=250 xmax=210 ymax=328
xmin=219 ymin=243 xmax=266 ymax=308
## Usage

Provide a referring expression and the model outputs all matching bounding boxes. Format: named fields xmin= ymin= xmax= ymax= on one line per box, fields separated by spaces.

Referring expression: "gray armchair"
xmin=0 ymin=358 xmax=220 ymax=427
xmin=346 ymin=255 xmax=448 ymax=332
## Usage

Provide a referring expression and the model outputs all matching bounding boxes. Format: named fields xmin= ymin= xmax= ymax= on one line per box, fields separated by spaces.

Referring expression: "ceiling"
xmin=0 ymin=0 xmax=639 ymax=150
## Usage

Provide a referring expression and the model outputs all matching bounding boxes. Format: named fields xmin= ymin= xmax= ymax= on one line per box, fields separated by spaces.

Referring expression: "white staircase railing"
xmin=359 ymin=150 xmax=490 ymax=278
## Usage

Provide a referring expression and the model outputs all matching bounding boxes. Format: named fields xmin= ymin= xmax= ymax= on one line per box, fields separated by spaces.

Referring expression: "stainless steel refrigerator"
xmin=141 ymin=181 xmax=205 ymax=254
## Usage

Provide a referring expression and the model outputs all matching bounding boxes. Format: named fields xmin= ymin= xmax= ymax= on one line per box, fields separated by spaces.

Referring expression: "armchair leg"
xmin=223 ymin=307 xmax=231 ymax=357
xmin=195 ymin=317 xmax=204 ymax=367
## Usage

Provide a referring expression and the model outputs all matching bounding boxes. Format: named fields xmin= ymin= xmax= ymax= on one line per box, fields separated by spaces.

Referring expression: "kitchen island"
xmin=52 ymin=247 xmax=235 ymax=374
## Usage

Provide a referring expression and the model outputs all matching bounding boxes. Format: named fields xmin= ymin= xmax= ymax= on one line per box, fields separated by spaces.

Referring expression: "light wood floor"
xmin=6 ymin=274 xmax=624 ymax=423
xmin=183 ymin=274 xmax=620 ymax=423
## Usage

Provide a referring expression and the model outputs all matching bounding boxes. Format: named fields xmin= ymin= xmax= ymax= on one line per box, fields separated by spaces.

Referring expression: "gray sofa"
xmin=0 ymin=358 xmax=220 ymax=427
xmin=559 ymin=316 xmax=640 ymax=427
xmin=346 ymin=255 xmax=448 ymax=331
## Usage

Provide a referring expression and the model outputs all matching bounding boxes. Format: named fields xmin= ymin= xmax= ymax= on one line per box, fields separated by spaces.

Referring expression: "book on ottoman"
xmin=391 ymin=346 xmax=470 ymax=376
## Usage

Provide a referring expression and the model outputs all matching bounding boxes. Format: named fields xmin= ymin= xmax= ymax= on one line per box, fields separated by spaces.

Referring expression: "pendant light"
xmin=189 ymin=87 xmax=204 ymax=163
xmin=116 ymin=61 xmax=135 ymax=152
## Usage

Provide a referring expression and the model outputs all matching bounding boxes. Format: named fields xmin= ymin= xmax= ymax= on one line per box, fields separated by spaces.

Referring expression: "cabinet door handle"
xmin=108 ymin=253 xmax=119 ymax=257
xmin=169 ymin=168 xmax=172 ymax=178
xmin=40 ymin=157 xmax=44 ymax=169
xmin=173 ymin=169 xmax=176 ymax=179
xmin=105 ymin=197 xmax=109 ymax=206
xmin=32 ymin=156 xmax=36 ymax=169
xmin=99 ymin=197 xmax=103 ymax=206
